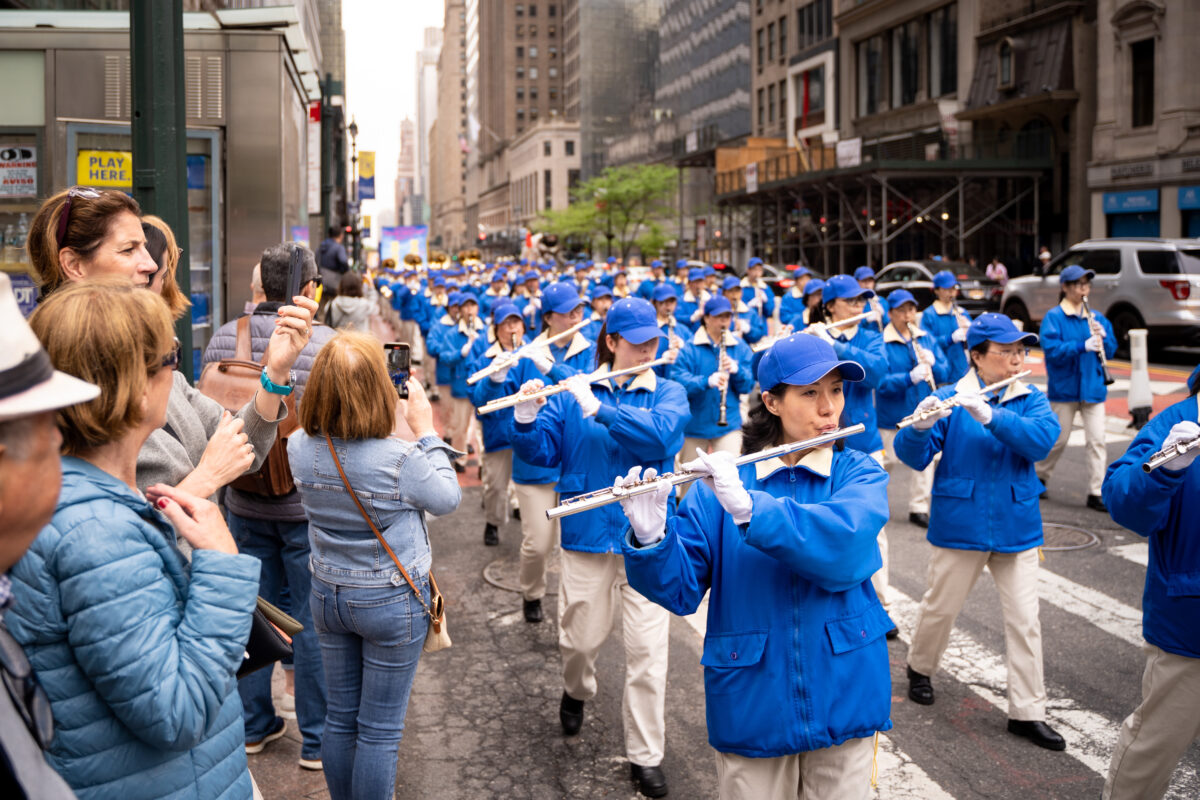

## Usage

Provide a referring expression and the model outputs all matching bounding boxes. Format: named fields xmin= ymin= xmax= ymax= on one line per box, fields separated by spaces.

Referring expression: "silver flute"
xmin=545 ymin=423 xmax=867 ymax=520
xmin=1142 ymin=435 xmax=1200 ymax=473
xmin=475 ymin=357 xmax=672 ymax=415
xmin=896 ymin=370 xmax=1031 ymax=429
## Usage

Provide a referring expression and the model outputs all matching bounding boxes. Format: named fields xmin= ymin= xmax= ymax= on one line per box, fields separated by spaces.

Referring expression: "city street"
xmin=248 ymin=355 xmax=1200 ymax=800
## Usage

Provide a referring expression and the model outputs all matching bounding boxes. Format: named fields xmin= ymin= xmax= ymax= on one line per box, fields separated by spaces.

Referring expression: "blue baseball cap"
xmin=491 ymin=303 xmax=523 ymax=324
xmin=606 ymin=256 xmax=617 ymax=265
xmin=1188 ymin=364 xmax=1200 ymax=395
xmin=932 ymin=270 xmax=959 ymax=289
xmin=605 ymin=298 xmax=663 ymax=345
xmin=747 ymin=256 xmax=763 ymax=268
xmin=432 ymin=276 xmax=446 ymax=287
xmin=687 ymin=268 xmax=706 ymax=282
xmin=459 ymin=293 xmax=480 ymax=307
xmin=757 ymin=334 xmax=866 ymax=390
xmin=543 ymin=282 xmax=586 ymax=314
xmin=590 ymin=285 xmax=613 ymax=300
xmin=704 ymin=296 xmax=733 ymax=316
xmin=651 ymin=259 xmax=663 ymax=268
xmin=702 ymin=265 xmax=716 ymax=277
xmin=652 ymin=284 xmax=678 ymax=302
xmin=519 ymin=258 xmax=529 ymax=266
xmin=1060 ymin=265 xmax=1096 ymax=284
xmin=720 ymin=276 xmax=742 ymax=292
xmin=787 ymin=264 xmax=812 ymax=276
xmin=523 ymin=271 xmax=540 ymax=283
xmin=824 ymin=273 xmax=875 ymax=301
xmin=674 ymin=259 xmax=688 ymax=270
xmin=887 ymin=289 xmax=918 ymax=309
xmin=803 ymin=278 xmax=826 ymax=297
xmin=854 ymin=266 xmax=876 ymax=281
xmin=966 ymin=312 xmax=1039 ymax=349
xmin=447 ymin=291 xmax=465 ymax=307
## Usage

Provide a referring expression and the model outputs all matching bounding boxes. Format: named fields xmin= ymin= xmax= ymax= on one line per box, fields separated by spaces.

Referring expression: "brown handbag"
xmin=324 ymin=435 xmax=451 ymax=652
xmin=196 ymin=316 xmax=298 ymax=496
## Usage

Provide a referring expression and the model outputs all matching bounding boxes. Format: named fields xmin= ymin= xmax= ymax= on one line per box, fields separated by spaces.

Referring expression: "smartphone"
xmin=384 ymin=342 xmax=411 ymax=398
xmin=286 ymin=245 xmax=305 ymax=301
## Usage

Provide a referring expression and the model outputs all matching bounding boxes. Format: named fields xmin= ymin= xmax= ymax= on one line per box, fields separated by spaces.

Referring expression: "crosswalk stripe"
xmin=1110 ymin=542 xmax=1149 ymax=567
xmin=1037 ymin=567 xmax=1143 ymax=647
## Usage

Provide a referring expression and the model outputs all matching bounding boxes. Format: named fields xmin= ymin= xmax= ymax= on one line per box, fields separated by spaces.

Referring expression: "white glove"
xmin=690 ymin=308 xmax=704 ymax=323
xmin=917 ymin=347 xmax=936 ymax=366
xmin=683 ymin=449 xmax=753 ymax=525
xmin=805 ymin=322 xmax=836 ymax=345
xmin=616 ymin=466 xmax=670 ymax=546
xmin=748 ymin=294 xmax=763 ymax=310
xmin=910 ymin=395 xmax=950 ymax=430
xmin=564 ymin=373 xmax=601 ymax=418
xmin=664 ymin=347 xmax=680 ymax=364
xmin=720 ymin=353 xmax=738 ymax=374
xmin=708 ymin=372 xmax=729 ymax=390
xmin=909 ymin=363 xmax=932 ymax=385
xmin=736 ymin=318 xmax=751 ymax=334
xmin=867 ymin=308 xmax=883 ymax=325
xmin=525 ymin=342 xmax=555 ymax=375
xmin=489 ymin=362 xmax=511 ymax=383
xmin=513 ymin=379 xmax=546 ymax=424
xmin=955 ymin=391 xmax=993 ymax=426
xmin=951 ymin=327 xmax=968 ymax=343
xmin=460 ymin=340 xmax=474 ymax=358
xmin=1160 ymin=421 xmax=1200 ymax=471
xmin=1085 ymin=335 xmax=1103 ymax=353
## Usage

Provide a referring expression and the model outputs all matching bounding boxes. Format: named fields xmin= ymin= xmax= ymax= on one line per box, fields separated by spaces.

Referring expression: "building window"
xmin=516 ymin=3 xmax=524 ymax=16
xmin=530 ymin=86 xmax=538 ymax=100
xmin=544 ymin=141 xmax=552 ymax=156
xmin=548 ymin=25 xmax=556 ymax=37
xmin=757 ymin=28 xmax=765 ymax=70
xmin=779 ymin=79 xmax=787 ymax=123
xmin=549 ymin=86 xmax=559 ymax=100
xmin=529 ymin=3 xmax=537 ymax=16
xmin=857 ymin=34 xmax=885 ymax=116
xmin=529 ymin=24 xmax=537 ymax=35
xmin=757 ymin=87 xmax=765 ymax=128
xmin=928 ymin=3 xmax=957 ymax=98
xmin=549 ymin=4 xmax=556 ymax=17
xmin=529 ymin=46 xmax=538 ymax=58
xmin=548 ymin=66 xmax=558 ymax=77
xmin=796 ymin=64 xmax=826 ymax=129
xmin=549 ymin=46 xmax=557 ymax=58
xmin=517 ymin=108 xmax=526 ymax=120
xmin=545 ymin=169 xmax=552 ymax=209
xmin=517 ymin=46 xmax=524 ymax=58
xmin=779 ymin=16 xmax=787 ymax=58
xmin=797 ymin=0 xmax=832 ymax=52
xmin=517 ymin=87 xmax=525 ymax=100
xmin=531 ymin=107 xmax=539 ymax=120
xmin=997 ymin=39 xmax=1013 ymax=90
xmin=566 ymin=140 xmax=575 ymax=155
xmin=756 ymin=0 xmax=762 ymax=14
xmin=517 ymin=66 xmax=525 ymax=79
xmin=891 ymin=19 xmax=920 ymax=107
xmin=1131 ymin=38 xmax=1155 ymax=128
xmin=516 ymin=24 xmax=524 ymax=37
xmin=530 ymin=66 xmax=539 ymax=79
xmin=568 ymin=168 xmax=580 ymax=190
xmin=768 ymin=22 xmax=776 ymax=61
xmin=768 ymin=83 xmax=776 ymax=123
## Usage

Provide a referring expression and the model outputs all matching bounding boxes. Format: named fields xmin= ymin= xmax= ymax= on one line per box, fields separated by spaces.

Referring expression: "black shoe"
xmin=886 ymin=627 xmax=900 ymax=640
xmin=513 ymin=506 xmax=521 ymax=521
xmin=906 ymin=665 xmax=935 ymax=705
xmin=453 ymin=461 xmax=465 ymax=474
xmin=559 ymin=692 xmax=584 ymax=736
xmin=908 ymin=512 xmax=929 ymax=528
xmin=630 ymin=764 xmax=669 ymax=798
xmin=1087 ymin=494 xmax=1108 ymax=513
xmin=523 ymin=598 xmax=543 ymax=623
xmin=1007 ymin=719 xmax=1067 ymax=751
xmin=483 ymin=524 xmax=499 ymax=546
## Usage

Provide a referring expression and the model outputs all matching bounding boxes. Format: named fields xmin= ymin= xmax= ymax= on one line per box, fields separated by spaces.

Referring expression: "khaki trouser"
xmin=446 ymin=397 xmax=474 ymax=459
xmin=559 ymin=549 xmax=670 ymax=767
xmin=880 ymin=427 xmax=935 ymax=515
xmin=866 ymin=449 xmax=890 ymax=609
xmin=1104 ymin=644 xmax=1200 ymax=800
xmin=678 ymin=431 xmax=743 ymax=498
xmin=714 ymin=736 xmax=876 ymax=800
xmin=908 ymin=545 xmax=1047 ymax=720
xmin=481 ymin=449 xmax=513 ymax=528
xmin=513 ymin=482 xmax=559 ymax=600
xmin=397 ymin=319 xmax=425 ymax=362
xmin=1037 ymin=400 xmax=1106 ymax=496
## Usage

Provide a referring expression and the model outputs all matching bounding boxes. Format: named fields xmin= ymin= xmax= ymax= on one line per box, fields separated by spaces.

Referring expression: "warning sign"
xmin=0 ymin=146 xmax=37 ymax=198
xmin=77 ymin=150 xmax=133 ymax=188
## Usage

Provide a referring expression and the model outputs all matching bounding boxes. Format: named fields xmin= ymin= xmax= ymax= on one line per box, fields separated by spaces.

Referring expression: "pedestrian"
xmin=1101 ymin=369 xmax=1200 ymax=800
xmin=288 ymin=332 xmax=461 ymax=800
xmin=510 ymin=297 xmax=691 ymax=798
xmin=619 ymin=333 xmax=892 ymax=800
xmin=896 ymin=313 xmax=1066 ymax=751
xmin=920 ymin=270 xmax=972 ymax=382
xmin=1035 ymin=265 xmax=1116 ymax=511
xmin=203 ymin=242 xmax=335 ymax=770
xmin=327 ymin=271 xmax=373 ymax=332
xmin=11 ymin=280 xmax=262 ymax=799
xmin=1038 ymin=246 xmax=1053 ymax=272
xmin=317 ymin=225 xmax=350 ymax=320
xmin=0 ymin=272 xmax=98 ymax=800
xmin=986 ymin=255 xmax=1009 ymax=287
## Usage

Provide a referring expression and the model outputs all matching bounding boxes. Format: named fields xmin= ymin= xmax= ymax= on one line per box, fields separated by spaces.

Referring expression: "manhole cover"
xmin=482 ymin=553 xmax=561 ymax=596
xmin=1042 ymin=523 xmax=1101 ymax=552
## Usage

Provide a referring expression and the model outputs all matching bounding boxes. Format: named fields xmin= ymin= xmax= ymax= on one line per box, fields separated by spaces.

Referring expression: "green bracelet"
xmin=260 ymin=369 xmax=294 ymax=396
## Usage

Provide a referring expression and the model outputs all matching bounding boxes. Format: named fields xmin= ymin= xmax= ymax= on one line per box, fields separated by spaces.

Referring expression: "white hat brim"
xmin=0 ymin=370 xmax=100 ymax=422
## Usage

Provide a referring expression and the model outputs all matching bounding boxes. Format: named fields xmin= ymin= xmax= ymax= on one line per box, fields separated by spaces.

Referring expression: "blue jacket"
xmin=7 ymin=458 xmax=260 ymax=800
xmin=582 ymin=311 xmax=607 ymax=343
xmin=829 ymin=322 xmax=887 ymax=454
xmin=731 ymin=301 xmax=767 ymax=345
xmin=469 ymin=341 xmax=560 ymax=486
xmin=875 ymin=322 xmax=951 ymax=429
xmin=1040 ymin=303 xmax=1117 ymax=404
xmin=654 ymin=317 xmax=690 ymax=380
xmin=433 ymin=315 xmax=488 ymax=398
xmin=740 ymin=279 xmax=776 ymax=320
xmin=543 ymin=329 xmax=595 ymax=383
xmin=1103 ymin=394 xmax=1200 ymax=659
xmin=673 ymin=328 xmax=755 ymax=439
xmin=920 ymin=302 xmax=971 ymax=382
xmin=511 ymin=366 xmax=691 ymax=552
xmin=425 ymin=313 xmax=457 ymax=386
xmin=895 ymin=371 xmax=1060 ymax=552
xmin=779 ymin=286 xmax=808 ymax=329
xmin=623 ymin=446 xmax=893 ymax=757
xmin=675 ymin=289 xmax=707 ymax=328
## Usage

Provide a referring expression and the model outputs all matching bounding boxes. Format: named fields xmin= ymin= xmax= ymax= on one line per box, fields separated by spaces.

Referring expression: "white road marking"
xmin=1036 ymin=567 xmax=1144 ymax=647
xmin=1109 ymin=542 xmax=1149 ymax=567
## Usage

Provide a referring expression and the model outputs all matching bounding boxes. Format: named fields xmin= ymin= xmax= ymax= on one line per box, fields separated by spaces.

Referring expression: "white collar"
xmin=439 ymin=313 xmax=455 ymax=325
xmin=832 ymin=322 xmax=860 ymax=341
xmin=952 ymin=369 xmax=1031 ymax=404
xmin=882 ymin=322 xmax=927 ymax=345
xmin=790 ymin=285 xmax=804 ymax=298
xmin=1058 ymin=299 xmax=1086 ymax=318
xmin=931 ymin=299 xmax=954 ymax=315
xmin=457 ymin=316 xmax=485 ymax=335
xmin=593 ymin=361 xmax=657 ymax=393
xmin=693 ymin=326 xmax=738 ymax=347
xmin=755 ymin=445 xmax=833 ymax=481
xmin=535 ymin=329 xmax=592 ymax=359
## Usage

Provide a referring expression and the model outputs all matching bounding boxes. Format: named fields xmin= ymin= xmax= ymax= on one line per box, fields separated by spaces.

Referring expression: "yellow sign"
xmin=358 ymin=150 xmax=375 ymax=179
xmin=77 ymin=150 xmax=133 ymax=188
xmin=363 ymin=214 xmax=372 ymax=230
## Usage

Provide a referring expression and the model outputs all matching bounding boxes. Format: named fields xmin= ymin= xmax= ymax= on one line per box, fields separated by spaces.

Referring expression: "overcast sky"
xmin=342 ymin=0 xmax=446 ymax=228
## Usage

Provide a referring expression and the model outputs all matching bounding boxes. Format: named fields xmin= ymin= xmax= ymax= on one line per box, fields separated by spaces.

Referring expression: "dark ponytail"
xmin=594 ymin=322 xmax=622 ymax=368
xmin=740 ymin=386 xmax=785 ymax=455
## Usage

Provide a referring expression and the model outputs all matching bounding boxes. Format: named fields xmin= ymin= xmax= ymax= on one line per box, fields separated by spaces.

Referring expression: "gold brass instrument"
xmin=896 ymin=370 xmax=1031 ymax=429
xmin=475 ymin=357 xmax=672 ymax=415
xmin=717 ymin=335 xmax=729 ymax=427
xmin=545 ymin=424 xmax=867 ymax=520
xmin=1081 ymin=296 xmax=1116 ymax=386
xmin=466 ymin=319 xmax=589 ymax=385
xmin=1143 ymin=435 xmax=1200 ymax=473
xmin=907 ymin=322 xmax=939 ymax=392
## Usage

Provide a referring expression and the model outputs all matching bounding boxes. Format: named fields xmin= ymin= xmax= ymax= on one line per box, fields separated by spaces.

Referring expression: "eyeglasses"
xmin=0 ymin=622 xmax=54 ymax=750
xmin=55 ymin=186 xmax=103 ymax=250
xmin=160 ymin=337 xmax=182 ymax=371
xmin=987 ymin=346 xmax=1030 ymax=361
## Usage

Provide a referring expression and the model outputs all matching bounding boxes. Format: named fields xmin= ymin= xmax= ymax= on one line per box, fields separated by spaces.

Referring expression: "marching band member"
xmin=1035 ymin=265 xmax=1117 ymax=511
xmin=920 ymin=270 xmax=972 ymax=382
xmin=720 ymin=276 xmax=766 ymax=346
xmin=584 ymin=285 xmax=615 ymax=341
xmin=612 ymin=268 xmax=633 ymax=299
xmin=619 ymin=333 xmax=892 ymax=800
xmin=793 ymin=278 xmax=825 ymax=328
xmin=896 ymin=313 xmax=1066 ymax=751
xmin=1101 ymin=368 xmax=1200 ymax=800
xmin=777 ymin=265 xmax=812 ymax=330
xmin=637 ymin=259 xmax=668 ymax=301
xmin=509 ymin=297 xmax=690 ymax=799
xmin=652 ymin=284 xmax=687 ymax=379
xmin=854 ymin=266 xmax=888 ymax=331
xmin=435 ymin=293 xmax=486 ymax=472
xmin=676 ymin=268 xmax=710 ymax=329
xmin=422 ymin=276 xmax=450 ymax=395
xmin=426 ymin=291 xmax=463 ymax=406
xmin=674 ymin=296 xmax=756 ymax=473
xmin=481 ymin=268 xmax=510 ymax=317
xmin=876 ymin=289 xmax=949 ymax=528
xmin=518 ymin=270 xmax=545 ymax=332
xmin=529 ymin=282 xmax=593 ymax=382
xmin=740 ymin=257 xmax=776 ymax=324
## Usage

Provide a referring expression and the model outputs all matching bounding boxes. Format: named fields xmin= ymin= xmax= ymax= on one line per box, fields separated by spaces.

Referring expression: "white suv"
xmin=1000 ymin=238 xmax=1200 ymax=354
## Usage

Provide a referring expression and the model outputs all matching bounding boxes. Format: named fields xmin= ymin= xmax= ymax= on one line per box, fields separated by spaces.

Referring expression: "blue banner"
xmin=1178 ymin=186 xmax=1200 ymax=211
xmin=1103 ymin=189 xmax=1158 ymax=214
xmin=379 ymin=226 xmax=428 ymax=265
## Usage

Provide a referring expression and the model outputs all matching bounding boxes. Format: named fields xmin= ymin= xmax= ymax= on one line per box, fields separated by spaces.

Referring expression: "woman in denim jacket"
xmin=288 ymin=332 xmax=462 ymax=800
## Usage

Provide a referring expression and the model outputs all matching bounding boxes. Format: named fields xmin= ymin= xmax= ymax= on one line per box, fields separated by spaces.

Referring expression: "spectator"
xmin=317 ymin=226 xmax=350 ymax=319
xmin=10 ymin=280 xmax=261 ymax=799
xmin=288 ymin=332 xmax=461 ymax=800
xmin=327 ymin=271 xmax=373 ymax=332
xmin=0 ymin=273 xmax=97 ymax=800
xmin=986 ymin=255 xmax=1009 ymax=287
xmin=203 ymin=242 xmax=335 ymax=770
xmin=244 ymin=262 xmax=266 ymax=315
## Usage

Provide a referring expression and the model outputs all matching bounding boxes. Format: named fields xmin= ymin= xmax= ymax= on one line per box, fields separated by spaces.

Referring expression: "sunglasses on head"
xmin=56 ymin=186 xmax=103 ymax=250
xmin=160 ymin=337 xmax=182 ymax=371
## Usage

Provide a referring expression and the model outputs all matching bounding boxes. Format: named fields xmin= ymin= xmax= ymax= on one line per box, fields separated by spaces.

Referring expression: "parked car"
xmin=1000 ymin=238 xmax=1200 ymax=353
xmin=874 ymin=260 xmax=1003 ymax=314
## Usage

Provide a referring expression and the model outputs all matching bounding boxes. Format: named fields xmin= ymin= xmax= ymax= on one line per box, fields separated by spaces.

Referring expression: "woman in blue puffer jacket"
xmin=10 ymin=280 xmax=263 ymax=800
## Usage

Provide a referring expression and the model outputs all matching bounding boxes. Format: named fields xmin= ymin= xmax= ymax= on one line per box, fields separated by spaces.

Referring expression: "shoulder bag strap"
xmin=235 ymin=315 xmax=252 ymax=362
xmin=324 ymin=434 xmax=434 ymax=619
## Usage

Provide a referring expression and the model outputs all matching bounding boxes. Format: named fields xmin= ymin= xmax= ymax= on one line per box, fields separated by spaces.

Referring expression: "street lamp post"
xmin=348 ymin=117 xmax=359 ymax=266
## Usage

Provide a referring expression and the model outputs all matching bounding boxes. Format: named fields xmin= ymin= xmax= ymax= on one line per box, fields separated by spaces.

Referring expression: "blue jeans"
xmin=229 ymin=513 xmax=327 ymax=760
xmin=310 ymin=575 xmax=429 ymax=800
